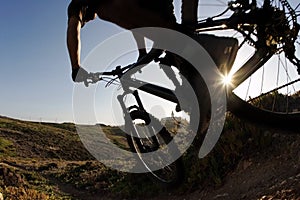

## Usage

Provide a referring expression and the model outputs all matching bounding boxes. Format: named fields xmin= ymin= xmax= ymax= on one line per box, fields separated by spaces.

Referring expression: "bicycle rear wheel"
xmin=199 ymin=0 xmax=300 ymax=131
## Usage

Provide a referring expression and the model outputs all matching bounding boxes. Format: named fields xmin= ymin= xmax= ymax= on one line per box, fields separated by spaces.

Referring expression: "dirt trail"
xmin=149 ymin=132 xmax=300 ymax=200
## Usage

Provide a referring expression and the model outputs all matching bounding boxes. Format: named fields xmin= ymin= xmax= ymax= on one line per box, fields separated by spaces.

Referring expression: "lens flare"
xmin=221 ymin=74 xmax=232 ymax=86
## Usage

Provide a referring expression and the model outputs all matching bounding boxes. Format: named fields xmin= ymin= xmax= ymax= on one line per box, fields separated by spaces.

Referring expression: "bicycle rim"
xmin=200 ymin=0 xmax=300 ymax=131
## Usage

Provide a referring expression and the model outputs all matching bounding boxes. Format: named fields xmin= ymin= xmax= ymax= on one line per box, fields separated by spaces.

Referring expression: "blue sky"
xmin=0 ymin=1 xmax=299 ymax=123
xmin=0 ymin=1 xmax=126 ymax=122
xmin=1 ymin=1 xmax=69 ymax=121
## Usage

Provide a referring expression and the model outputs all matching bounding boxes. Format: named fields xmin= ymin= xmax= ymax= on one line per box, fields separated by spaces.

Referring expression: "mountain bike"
xmin=81 ymin=0 xmax=300 ymax=185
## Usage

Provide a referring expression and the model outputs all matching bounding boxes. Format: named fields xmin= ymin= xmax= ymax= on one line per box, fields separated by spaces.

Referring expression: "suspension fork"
xmin=118 ymin=89 xmax=159 ymax=151
xmin=117 ymin=89 xmax=150 ymax=131
xmin=117 ymin=91 xmax=145 ymax=151
xmin=117 ymin=76 xmax=146 ymax=117
xmin=117 ymin=92 xmax=133 ymax=132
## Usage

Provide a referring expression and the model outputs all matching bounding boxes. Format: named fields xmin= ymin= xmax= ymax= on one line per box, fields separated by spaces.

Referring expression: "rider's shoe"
xmin=72 ymin=67 xmax=89 ymax=82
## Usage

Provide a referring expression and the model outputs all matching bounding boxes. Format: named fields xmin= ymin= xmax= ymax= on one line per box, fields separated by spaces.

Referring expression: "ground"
xmin=154 ymin=132 xmax=300 ymax=200
xmin=0 ymin=116 xmax=299 ymax=199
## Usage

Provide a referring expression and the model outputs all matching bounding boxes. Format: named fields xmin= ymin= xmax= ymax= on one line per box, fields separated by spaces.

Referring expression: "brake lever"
xmin=84 ymin=73 xmax=102 ymax=87
xmin=84 ymin=80 xmax=89 ymax=87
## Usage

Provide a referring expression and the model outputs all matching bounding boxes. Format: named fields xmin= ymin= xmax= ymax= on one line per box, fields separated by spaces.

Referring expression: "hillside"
xmin=0 ymin=115 xmax=299 ymax=199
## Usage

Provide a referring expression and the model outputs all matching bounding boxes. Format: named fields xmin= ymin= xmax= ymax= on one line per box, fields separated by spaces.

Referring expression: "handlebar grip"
xmin=84 ymin=80 xmax=89 ymax=87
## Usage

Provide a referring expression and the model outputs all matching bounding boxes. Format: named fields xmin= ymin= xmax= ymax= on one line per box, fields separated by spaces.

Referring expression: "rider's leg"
xmin=181 ymin=0 xmax=199 ymax=27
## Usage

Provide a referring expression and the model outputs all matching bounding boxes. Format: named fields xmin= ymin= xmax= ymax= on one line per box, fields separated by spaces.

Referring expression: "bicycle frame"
xmin=119 ymin=78 xmax=179 ymax=105
xmin=104 ymin=43 xmax=271 ymax=122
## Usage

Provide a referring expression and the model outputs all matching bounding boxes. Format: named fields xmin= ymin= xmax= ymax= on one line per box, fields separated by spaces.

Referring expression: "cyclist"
xmin=67 ymin=0 xmax=199 ymax=82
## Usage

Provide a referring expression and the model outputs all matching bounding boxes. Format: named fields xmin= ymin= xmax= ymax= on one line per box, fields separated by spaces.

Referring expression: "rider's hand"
xmin=72 ymin=67 xmax=89 ymax=82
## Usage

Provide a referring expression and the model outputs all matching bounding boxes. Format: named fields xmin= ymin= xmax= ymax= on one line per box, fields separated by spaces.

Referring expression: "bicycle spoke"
xmin=279 ymin=55 xmax=297 ymax=92
xmin=261 ymin=66 xmax=265 ymax=94
xmin=245 ymin=76 xmax=252 ymax=101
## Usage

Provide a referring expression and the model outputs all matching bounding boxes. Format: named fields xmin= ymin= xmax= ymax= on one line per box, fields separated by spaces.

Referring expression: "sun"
xmin=221 ymin=74 xmax=233 ymax=86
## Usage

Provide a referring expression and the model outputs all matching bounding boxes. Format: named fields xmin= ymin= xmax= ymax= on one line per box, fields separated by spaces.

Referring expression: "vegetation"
xmin=0 ymin=90 xmax=299 ymax=200
xmin=181 ymin=113 xmax=273 ymax=190
xmin=250 ymin=91 xmax=300 ymax=112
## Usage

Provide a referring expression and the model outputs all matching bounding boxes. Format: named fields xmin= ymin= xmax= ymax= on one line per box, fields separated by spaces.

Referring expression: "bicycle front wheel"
xmin=118 ymin=44 xmax=212 ymax=185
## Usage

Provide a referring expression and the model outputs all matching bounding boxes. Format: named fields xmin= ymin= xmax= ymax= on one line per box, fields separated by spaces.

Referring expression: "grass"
xmin=0 ymin=137 xmax=16 ymax=157
xmin=0 ymin=111 xmax=292 ymax=199
xmin=0 ymin=116 xmax=160 ymax=199
xmin=180 ymin=113 xmax=275 ymax=191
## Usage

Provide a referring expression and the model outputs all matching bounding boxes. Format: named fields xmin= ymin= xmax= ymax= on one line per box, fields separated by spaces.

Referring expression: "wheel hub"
xmin=257 ymin=8 xmax=292 ymax=52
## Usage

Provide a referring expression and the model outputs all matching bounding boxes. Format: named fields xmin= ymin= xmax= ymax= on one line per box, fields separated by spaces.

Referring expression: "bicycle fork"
xmin=117 ymin=89 xmax=159 ymax=151
xmin=117 ymin=90 xmax=150 ymax=124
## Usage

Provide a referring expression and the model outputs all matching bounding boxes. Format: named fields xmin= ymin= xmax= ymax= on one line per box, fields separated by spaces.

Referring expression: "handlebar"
xmin=83 ymin=66 xmax=123 ymax=87
xmin=83 ymin=48 xmax=164 ymax=87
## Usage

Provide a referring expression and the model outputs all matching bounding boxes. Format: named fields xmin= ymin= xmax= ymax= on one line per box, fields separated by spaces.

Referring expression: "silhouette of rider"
xmin=67 ymin=0 xmax=198 ymax=82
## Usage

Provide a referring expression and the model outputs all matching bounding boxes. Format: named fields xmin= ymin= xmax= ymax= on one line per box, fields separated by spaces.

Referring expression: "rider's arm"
xmin=67 ymin=0 xmax=86 ymax=70
xmin=67 ymin=0 xmax=96 ymax=82
xmin=67 ymin=16 xmax=82 ymax=70
xmin=67 ymin=16 xmax=90 ymax=82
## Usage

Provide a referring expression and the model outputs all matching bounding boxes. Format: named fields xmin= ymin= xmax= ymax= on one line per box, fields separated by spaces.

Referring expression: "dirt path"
xmin=149 ymin=132 xmax=300 ymax=200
